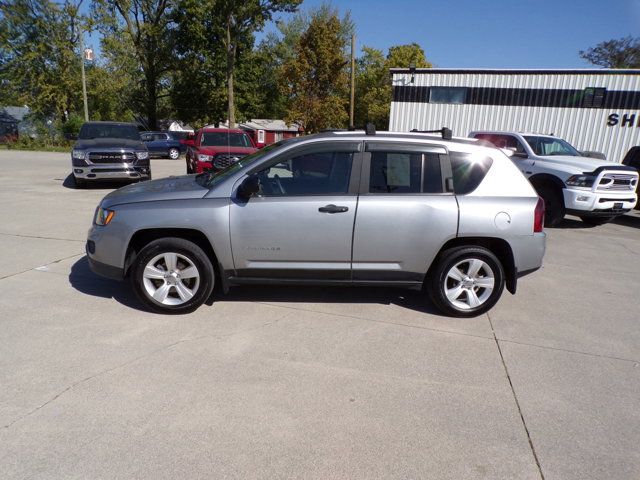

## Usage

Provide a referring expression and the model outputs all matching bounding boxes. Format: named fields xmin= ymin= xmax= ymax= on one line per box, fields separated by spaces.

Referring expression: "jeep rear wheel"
xmin=427 ymin=246 xmax=505 ymax=318
xmin=131 ymin=237 xmax=214 ymax=314
xmin=536 ymin=184 xmax=565 ymax=227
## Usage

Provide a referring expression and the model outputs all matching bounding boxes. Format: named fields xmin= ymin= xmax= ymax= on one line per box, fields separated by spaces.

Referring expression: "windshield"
xmin=201 ymin=132 xmax=252 ymax=147
xmin=524 ymin=136 xmax=581 ymax=156
xmin=196 ymin=141 xmax=287 ymax=188
xmin=79 ymin=123 xmax=140 ymax=141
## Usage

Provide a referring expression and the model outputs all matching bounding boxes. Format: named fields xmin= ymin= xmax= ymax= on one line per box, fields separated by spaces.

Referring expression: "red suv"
xmin=185 ymin=128 xmax=257 ymax=174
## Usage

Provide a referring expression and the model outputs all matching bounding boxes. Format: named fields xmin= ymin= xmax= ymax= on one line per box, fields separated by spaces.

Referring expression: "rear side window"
xmin=369 ymin=152 xmax=443 ymax=194
xmin=449 ymin=152 xmax=493 ymax=194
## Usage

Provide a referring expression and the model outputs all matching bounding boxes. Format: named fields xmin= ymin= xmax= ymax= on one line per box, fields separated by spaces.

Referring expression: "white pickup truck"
xmin=469 ymin=131 xmax=639 ymax=226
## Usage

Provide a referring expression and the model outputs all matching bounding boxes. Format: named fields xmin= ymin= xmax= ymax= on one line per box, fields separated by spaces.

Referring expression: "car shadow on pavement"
xmin=69 ymin=256 xmax=143 ymax=310
xmin=61 ymin=173 xmax=133 ymax=190
xmin=613 ymin=214 xmax=640 ymax=229
xmin=216 ymin=284 xmax=444 ymax=316
xmin=69 ymin=256 xmax=442 ymax=316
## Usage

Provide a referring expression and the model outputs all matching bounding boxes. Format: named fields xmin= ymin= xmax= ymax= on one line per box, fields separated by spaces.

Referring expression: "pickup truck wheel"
xmin=169 ymin=148 xmax=180 ymax=159
xmin=536 ymin=184 xmax=565 ymax=227
xmin=580 ymin=216 xmax=615 ymax=226
xmin=427 ymin=246 xmax=505 ymax=318
xmin=131 ymin=237 xmax=215 ymax=314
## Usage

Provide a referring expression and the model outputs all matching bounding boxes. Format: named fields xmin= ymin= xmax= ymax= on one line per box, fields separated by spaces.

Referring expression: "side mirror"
xmin=237 ymin=174 xmax=260 ymax=199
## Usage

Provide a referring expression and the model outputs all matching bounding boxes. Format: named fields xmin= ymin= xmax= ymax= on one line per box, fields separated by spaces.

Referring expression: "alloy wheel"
xmin=142 ymin=252 xmax=200 ymax=305
xmin=444 ymin=258 xmax=495 ymax=310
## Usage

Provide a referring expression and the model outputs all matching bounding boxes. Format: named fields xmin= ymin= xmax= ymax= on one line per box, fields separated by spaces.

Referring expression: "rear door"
xmin=352 ymin=142 xmax=459 ymax=283
xmin=229 ymin=141 xmax=362 ymax=280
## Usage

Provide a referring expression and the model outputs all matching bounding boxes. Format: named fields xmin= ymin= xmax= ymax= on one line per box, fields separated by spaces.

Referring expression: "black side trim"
xmin=227 ymin=277 xmax=422 ymax=289
xmin=517 ymin=267 xmax=540 ymax=279
xmin=352 ymin=270 xmax=424 ymax=282
xmin=390 ymin=68 xmax=640 ymax=75
xmin=392 ymin=85 xmax=640 ymax=110
xmin=87 ymin=256 xmax=124 ymax=281
xmin=234 ymin=268 xmax=351 ymax=281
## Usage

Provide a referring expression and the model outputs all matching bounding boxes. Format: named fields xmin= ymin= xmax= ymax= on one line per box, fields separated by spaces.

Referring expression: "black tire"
xmin=168 ymin=148 xmax=180 ymax=160
xmin=536 ymin=184 xmax=565 ymax=227
xmin=580 ymin=216 xmax=615 ymax=226
xmin=427 ymin=246 xmax=505 ymax=318
xmin=74 ymin=176 xmax=86 ymax=189
xmin=130 ymin=237 xmax=215 ymax=314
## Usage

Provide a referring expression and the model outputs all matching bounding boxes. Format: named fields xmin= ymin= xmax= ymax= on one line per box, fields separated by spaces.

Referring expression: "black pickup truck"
xmin=70 ymin=121 xmax=151 ymax=188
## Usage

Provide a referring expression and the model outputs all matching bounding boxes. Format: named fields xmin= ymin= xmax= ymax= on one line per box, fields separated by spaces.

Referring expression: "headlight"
xmin=72 ymin=149 xmax=85 ymax=160
xmin=94 ymin=207 xmax=115 ymax=226
xmin=198 ymin=153 xmax=213 ymax=162
xmin=566 ymin=175 xmax=595 ymax=188
xmin=135 ymin=151 xmax=149 ymax=160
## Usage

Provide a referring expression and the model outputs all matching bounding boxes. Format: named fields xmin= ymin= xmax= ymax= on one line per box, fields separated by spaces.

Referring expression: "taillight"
xmin=534 ymin=197 xmax=545 ymax=233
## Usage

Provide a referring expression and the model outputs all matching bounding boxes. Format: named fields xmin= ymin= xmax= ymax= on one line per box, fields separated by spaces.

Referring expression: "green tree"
xmin=171 ymin=0 xmax=228 ymax=126
xmin=354 ymin=43 xmax=431 ymax=129
xmin=580 ymin=36 xmax=640 ymax=68
xmin=280 ymin=5 xmax=354 ymax=132
xmin=215 ymin=0 xmax=302 ymax=126
xmin=0 ymin=0 xmax=84 ymax=121
xmin=93 ymin=0 xmax=176 ymax=129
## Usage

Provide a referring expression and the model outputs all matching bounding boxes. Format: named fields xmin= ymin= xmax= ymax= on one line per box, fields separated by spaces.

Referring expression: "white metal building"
xmin=389 ymin=69 xmax=640 ymax=162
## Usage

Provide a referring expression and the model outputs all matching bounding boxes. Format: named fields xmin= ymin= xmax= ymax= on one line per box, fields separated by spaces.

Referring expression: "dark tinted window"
xmin=258 ymin=151 xmax=353 ymax=196
xmin=370 ymin=152 xmax=422 ymax=193
xmin=369 ymin=152 xmax=443 ymax=194
xmin=429 ymin=87 xmax=467 ymax=104
xmin=449 ymin=152 xmax=493 ymax=194
xmin=79 ymin=123 xmax=140 ymax=140
xmin=201 ymin=132 xmax=251 ymax=147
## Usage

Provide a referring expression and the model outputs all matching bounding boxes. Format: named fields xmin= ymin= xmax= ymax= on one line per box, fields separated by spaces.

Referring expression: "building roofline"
xmin=390 ymin=68 xmax=640 ymax=75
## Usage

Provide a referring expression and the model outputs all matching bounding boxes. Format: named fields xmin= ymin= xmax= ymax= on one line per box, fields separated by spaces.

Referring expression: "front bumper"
xmin=87 ymin=249 xmax=125 ymax=280
xmin=563 ymin=188 xmax=637 ymax=214
xmin=73 ymin=163 xmax=151 ymax=181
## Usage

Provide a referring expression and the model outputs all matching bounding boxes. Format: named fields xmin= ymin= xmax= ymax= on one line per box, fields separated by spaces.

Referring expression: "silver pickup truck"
xmin=86 ymin=130 xmax=546 ymax=317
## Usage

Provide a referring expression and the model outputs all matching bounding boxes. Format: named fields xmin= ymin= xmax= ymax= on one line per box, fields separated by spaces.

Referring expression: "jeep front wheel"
xmin=427 ymin=246 xmax=505 ymax=318
xmin=131 ymin=237 xmax=214 ymax=314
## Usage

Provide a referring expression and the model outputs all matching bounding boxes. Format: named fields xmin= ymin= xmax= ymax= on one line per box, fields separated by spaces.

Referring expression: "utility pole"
xmin=349 ymin=34 xmax=356 ymax=128
xmin=79 ymin=29 xmax=89 ymax=122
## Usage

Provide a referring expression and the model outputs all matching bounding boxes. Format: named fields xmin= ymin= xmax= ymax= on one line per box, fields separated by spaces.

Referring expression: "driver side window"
xmin=257 ymin=151 xmax=354 ymax=196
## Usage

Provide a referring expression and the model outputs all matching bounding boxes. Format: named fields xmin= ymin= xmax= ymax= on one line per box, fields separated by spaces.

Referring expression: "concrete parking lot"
xmin=0 ymin=149 xmax=639 ymax=479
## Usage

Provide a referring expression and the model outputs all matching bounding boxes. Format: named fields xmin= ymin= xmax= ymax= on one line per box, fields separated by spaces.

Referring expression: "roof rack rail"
xmin=410 ymin=127 xmax=453 ymax=140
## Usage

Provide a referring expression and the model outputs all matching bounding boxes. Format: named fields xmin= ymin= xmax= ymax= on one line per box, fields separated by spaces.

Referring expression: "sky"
xmin=261 ymin=0 xmax=640 ymax=68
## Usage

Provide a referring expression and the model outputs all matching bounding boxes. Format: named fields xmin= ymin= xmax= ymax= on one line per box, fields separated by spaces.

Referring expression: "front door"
xmin=229 ymin=142 xmax=362 ymax=280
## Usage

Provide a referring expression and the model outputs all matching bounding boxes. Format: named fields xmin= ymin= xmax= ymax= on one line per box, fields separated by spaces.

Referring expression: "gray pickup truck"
xmin=71 ymin=121 xmax=150 ymax=188
xmin=86 ymin=130 xmax=546 ymax=317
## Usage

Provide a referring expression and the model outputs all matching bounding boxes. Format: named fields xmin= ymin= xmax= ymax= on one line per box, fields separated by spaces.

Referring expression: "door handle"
xmin=318 ymin=204 xmax=349 ymax=214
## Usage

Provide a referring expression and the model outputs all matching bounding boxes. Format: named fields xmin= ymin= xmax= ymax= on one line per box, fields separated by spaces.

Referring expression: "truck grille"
xmin=213 ymin=153 xmax=247 ymax=170
xmin=596 ymin=173 xmax=638 ymax=191
xmin=88 ymin=151 xmax=136 ymax=164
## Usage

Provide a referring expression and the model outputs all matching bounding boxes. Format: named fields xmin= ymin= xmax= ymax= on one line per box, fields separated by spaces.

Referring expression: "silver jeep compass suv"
xmin=86 ymin=129 xmax=546 ymax=317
